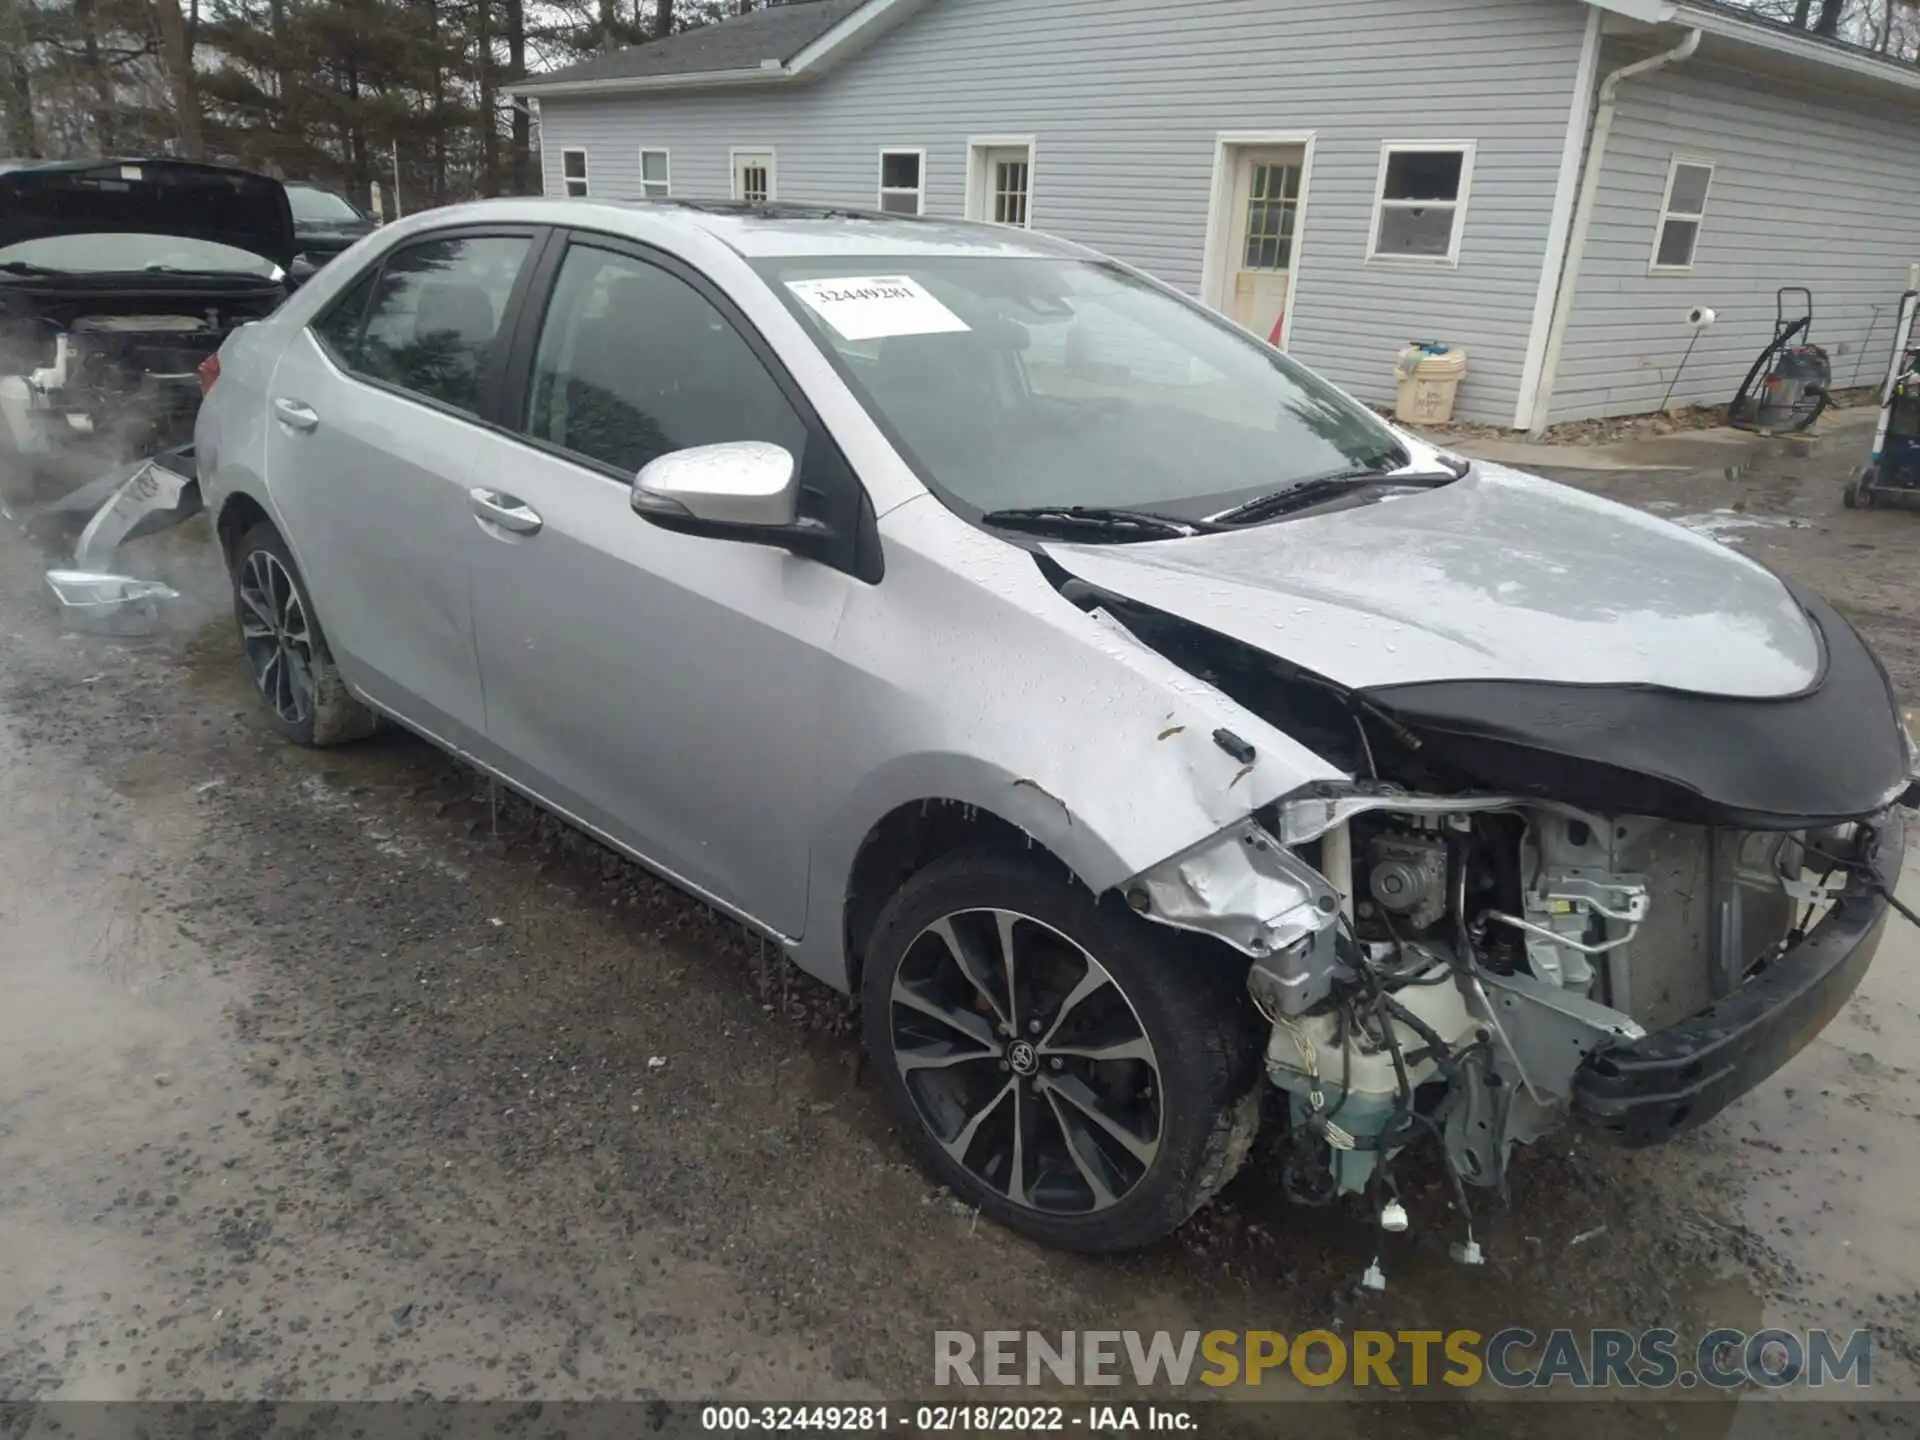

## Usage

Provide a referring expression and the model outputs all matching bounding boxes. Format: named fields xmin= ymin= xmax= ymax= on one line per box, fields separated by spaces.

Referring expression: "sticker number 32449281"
xmin=784 ymin=275 xmax=971 ymax=343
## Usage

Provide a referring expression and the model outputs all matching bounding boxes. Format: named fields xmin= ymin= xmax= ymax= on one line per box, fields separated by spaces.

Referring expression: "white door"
xmin=732 ymin=151 xmax=774 ymax=203
xmin=1226 ymin=148 xmax=1302 ymax=346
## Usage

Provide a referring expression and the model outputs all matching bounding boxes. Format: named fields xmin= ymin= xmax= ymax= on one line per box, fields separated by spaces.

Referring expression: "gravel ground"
xmin=0 ymin=437 xmax=1916 ymax=1436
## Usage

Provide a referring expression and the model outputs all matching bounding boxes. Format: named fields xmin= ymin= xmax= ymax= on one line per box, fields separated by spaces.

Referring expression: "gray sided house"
xmin=512 ymin=0 xmax=1920 ymax=429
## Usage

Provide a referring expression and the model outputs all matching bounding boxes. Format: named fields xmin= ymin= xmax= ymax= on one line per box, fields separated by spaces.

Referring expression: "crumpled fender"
xmin=791 ymin=499 xmax=1345 ymax=989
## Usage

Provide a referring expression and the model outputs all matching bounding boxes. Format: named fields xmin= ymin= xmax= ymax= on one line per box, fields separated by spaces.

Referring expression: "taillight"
xmin=198 ymin=351 xmax=221 ymax=396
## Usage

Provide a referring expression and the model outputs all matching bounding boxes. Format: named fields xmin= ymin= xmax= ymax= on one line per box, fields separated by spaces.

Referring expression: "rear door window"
xmin=348 ymin=235 xmax=532 ymax=415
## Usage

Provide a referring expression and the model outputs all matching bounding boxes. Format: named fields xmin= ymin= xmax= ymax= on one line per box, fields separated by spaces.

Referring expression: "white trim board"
xmin=1513 ymin=4 xmax=1603 ymax=429
xmin=1198 ymin=130 xmax=1317 ymax=352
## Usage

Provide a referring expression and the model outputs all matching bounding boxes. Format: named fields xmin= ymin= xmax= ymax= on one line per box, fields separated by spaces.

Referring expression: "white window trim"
xmin=876 ymin=146 xmax=926 ymax=216
xmin=1366 ymin=140 xmax=1476 ymax=267
xmin=964 ymin=135 xmax=1036 ymax=228
xmin=729 ymin=146 xmax=777 ymax=202
xmin=1648 ymin=155 xmax=1714 ymax=275
xmin=639 ymin=146 xmax=671 ymax=199
xmin=560 ymin=147 xmax=589 ymax=198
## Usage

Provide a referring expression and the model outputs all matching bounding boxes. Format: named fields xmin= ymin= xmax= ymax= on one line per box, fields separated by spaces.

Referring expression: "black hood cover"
xmin=0 ymin=160 xmax=297 ymax=270
xmin=1361 ymin=586 xmax=1911 ymax=828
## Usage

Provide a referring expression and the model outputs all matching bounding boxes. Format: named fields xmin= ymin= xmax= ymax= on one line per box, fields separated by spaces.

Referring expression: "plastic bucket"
xmin=1394 ymin=346 xmax=1468 ymax=425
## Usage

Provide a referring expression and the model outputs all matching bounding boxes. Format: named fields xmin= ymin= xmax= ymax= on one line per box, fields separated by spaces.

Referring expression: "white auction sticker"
xmin=784 ymin=275 xmax=970 ymax=342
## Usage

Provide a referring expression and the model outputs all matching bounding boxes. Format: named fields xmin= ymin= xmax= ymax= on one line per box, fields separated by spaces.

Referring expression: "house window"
xmin=732 ymin=149 xmax=774 ymax=203
xmin=561 ymin=148 xmax=588 ymax=198
xmin=640 ymin=148 xmax=671 ymax=200
xmin=1369 ymin=142 xmax=1474 ymax=263
xmin=1651 ymin=157 xmax=1713 ymax=272
xmin=993 ymin=156 xmax=1030 ymax=226
xmin=1242 ymin=162 xmax=1301 ymax=271
xmin=878 ymin=149 xmax=924 ymax=215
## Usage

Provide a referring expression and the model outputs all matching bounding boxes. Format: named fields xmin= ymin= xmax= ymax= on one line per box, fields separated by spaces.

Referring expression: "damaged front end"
xmin=1077 ymin=559 xmax=1916 ymax=1258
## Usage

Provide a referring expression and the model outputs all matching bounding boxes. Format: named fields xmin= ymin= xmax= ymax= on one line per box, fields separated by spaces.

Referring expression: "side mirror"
xmin=632 ymin=440 xmax=882 ymax=581
xmin=632 ymin=440 xmax=799 ymax=529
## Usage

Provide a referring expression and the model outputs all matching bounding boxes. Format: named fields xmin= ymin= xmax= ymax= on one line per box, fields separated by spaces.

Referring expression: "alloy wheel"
xmin=888 ymin=907 xmax=1163 ymax=1214
xmin=237 ymin=550 xmax=316 ymax=727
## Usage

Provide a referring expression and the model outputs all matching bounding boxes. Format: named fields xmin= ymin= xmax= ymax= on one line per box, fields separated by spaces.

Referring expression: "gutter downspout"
xmin=1524 ymin=26 xmax=1701 ymax=436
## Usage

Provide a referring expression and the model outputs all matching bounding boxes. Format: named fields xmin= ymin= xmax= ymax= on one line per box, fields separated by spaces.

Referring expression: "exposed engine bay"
xmin=1056 ymin=550 xmax=1915 ymax=1269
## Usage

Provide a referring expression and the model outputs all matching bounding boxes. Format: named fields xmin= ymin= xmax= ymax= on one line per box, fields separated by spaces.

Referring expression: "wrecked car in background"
xmin=0 ymin=159 xmax=294 ymax=486
xmin=286 ymin=181 xmax=378 ymax=270
xmin=194 ymin=200 xmax=1920 ymax=1259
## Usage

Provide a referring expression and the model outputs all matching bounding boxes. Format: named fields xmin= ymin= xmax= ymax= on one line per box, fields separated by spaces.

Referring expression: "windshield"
xmin=288 ymin=186 xmax=365 ymax=225
xmin=0 ymin=232 xmax=278 ymax=277
xmin=755 ymin=254 xmax=1404 ymax=518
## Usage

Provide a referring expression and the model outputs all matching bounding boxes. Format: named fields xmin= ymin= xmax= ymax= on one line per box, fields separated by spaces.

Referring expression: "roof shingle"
xmin=518 ymin=0 xmax=867 ymax=90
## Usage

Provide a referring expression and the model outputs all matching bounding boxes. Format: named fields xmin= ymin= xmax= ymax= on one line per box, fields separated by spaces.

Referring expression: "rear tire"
xmin=230 ymin=522 xmax=378 ymax=748
xmin=860 ymin=849 xmax=1263 ymax=1252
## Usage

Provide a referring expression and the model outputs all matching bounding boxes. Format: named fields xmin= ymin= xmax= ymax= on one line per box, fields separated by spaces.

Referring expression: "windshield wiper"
xmin=0 ymin=260 xmax=67 ymax=276
xmin=979 ymin=505 xmax=1221 ymax=540
xmin=1210 ymin=465 xmax=1460 ymax=526
xmin=140 ymin=265 xmax=262 ymax=279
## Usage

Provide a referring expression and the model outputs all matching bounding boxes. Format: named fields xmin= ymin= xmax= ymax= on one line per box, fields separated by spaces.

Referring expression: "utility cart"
xmin=1846 ymin=289 xmax=1920 ymax=509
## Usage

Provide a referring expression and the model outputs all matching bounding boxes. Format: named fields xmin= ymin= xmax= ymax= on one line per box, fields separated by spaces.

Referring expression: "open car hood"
xmin=1044 ymin=462 xmax=1823 ymax=699
xmin=0 ymin=160 xmax=297 ymax=271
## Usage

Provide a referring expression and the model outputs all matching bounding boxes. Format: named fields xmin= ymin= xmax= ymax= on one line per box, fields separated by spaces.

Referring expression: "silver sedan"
xmin=197 ymin=199 xmax=1914 ymax=1255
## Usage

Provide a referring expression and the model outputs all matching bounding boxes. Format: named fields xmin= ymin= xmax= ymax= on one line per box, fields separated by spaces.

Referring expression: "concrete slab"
xmin=1426 ymin=404 xmax=1880 ymax=474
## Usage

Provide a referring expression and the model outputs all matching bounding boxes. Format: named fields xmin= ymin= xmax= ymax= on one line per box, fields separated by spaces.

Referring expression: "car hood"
xmin=0 ymin=160 xmax=297 ymax=270
xmin=1044 ymin=462 xmax=1823 ymax=699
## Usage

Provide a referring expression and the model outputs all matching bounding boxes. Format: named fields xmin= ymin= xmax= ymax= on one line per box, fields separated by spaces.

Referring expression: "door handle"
xmin=468 ymin=487 xmax=543 ymax=536
xmin=272 ymin=397 xmax=319 ymax=432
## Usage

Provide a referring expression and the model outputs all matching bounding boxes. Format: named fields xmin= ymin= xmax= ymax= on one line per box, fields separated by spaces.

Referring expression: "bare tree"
xmin=150 ymin=0 xmax=203 ymax=155
xmin=0 ymin=0 xmax=36 ymax=155
xmin=505 ymin=0 xmax=529 ymax=191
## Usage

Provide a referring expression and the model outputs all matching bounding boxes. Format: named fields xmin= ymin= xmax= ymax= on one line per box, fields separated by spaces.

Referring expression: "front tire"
xmin=230 ymin=523 xmax=377 ymax=747
xmin=861 ymin=850 xmax=1262 ymax=1252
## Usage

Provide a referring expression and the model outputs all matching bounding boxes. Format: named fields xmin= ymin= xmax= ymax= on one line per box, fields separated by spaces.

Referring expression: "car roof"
xmin=402 ymin=197 xmax=1098 ymax=262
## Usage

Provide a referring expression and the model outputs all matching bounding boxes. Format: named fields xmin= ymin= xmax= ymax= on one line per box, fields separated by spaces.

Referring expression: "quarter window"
xmin=523 ymin=244 xmax=806 ymax=476
xmin=640 ymin=148 xmax=671 ymax=200
xmin=562 ymin=148 xmax=589 ymax=197
xmin=1651 ymin=158 xmax=1713 ymax=272
xmin=1369 ymin=143 xmax=1474 ymax=263
xmin=311 ymin=269 xmax=379 ymax=364
xmin=351 ymin=234 xmax=531 ymax=414
xmin=878 ymin=150 xmax=924 ymax=215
